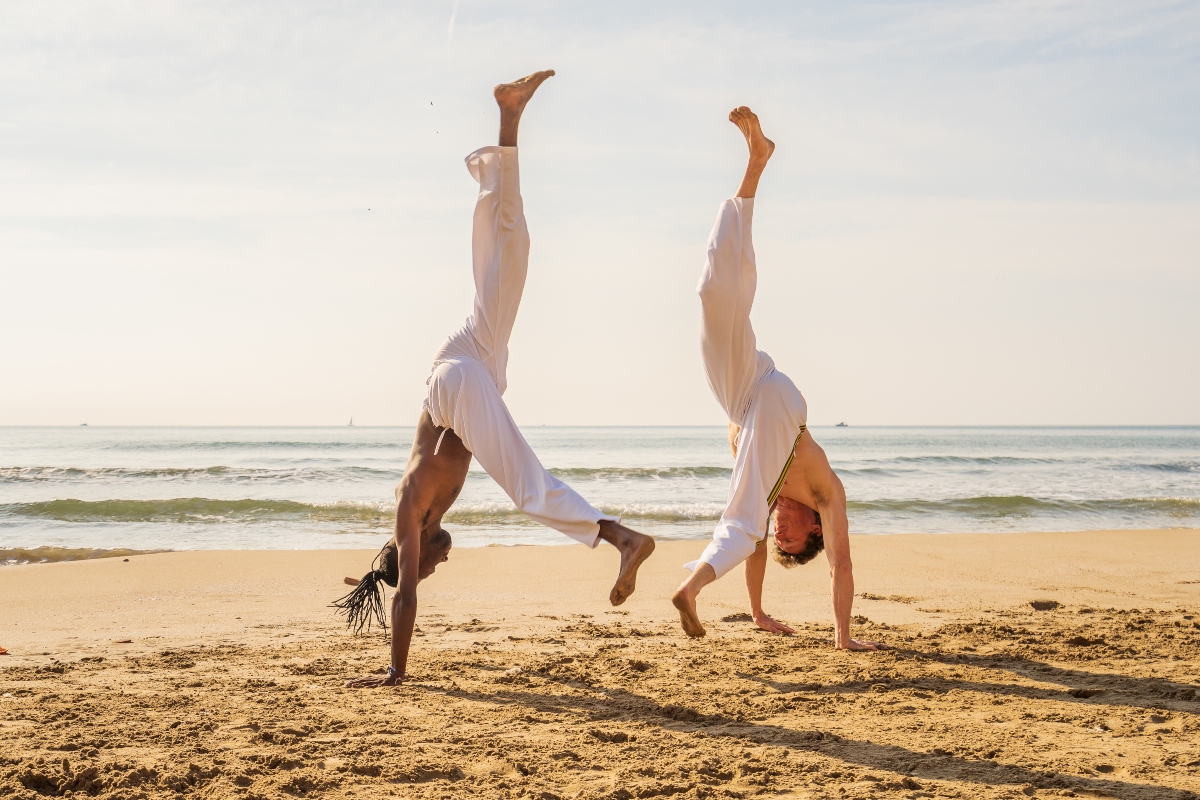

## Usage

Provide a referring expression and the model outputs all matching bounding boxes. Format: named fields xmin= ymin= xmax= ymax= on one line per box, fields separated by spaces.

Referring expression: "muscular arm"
xmin=744 ymin=536 xmax=795 ymax=634
xmin=345 ymin=473 xmax=430 ymax=689
xmin=815 ymin=476 xmax=855 ymax=648
xmin=388 ymin=491 xmax=424 ymax=680
xmin=794 ymin=435 xmax=883 ymax=651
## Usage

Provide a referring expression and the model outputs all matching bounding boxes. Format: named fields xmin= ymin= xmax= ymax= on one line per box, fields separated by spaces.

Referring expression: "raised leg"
xmin=495 ymin=70 xmax=555 ymax=147
xmin=598 ymin=521 xmax=656 ymax=606
xmin=729 ymin=106 xmax=775 ymax=199
xmin=440 ymin=72 xmax=555 ymax=392
xmin=677 ymin=107 xmax=781 ymax=638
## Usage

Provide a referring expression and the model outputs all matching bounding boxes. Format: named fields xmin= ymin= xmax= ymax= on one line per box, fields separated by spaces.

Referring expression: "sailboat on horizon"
xmin=347 ymin=417 xmax=354 ymax=427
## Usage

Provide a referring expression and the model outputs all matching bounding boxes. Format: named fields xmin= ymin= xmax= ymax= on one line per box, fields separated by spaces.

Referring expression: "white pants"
xmin=425 ymin=146 xmax=615 ymax=547
xmin=692 ymin=197 xmax=808 ymax=579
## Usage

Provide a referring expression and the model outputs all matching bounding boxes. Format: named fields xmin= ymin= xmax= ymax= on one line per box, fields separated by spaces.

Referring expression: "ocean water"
xmin=1 ymin=426 xmax=1198 ymax=561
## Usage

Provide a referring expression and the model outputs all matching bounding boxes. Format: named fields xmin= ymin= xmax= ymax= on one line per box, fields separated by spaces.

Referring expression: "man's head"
xmin=418 ymin=528 xmax=452 ymax=580
xmin=771 ymin=495 xmax=824 ymax=567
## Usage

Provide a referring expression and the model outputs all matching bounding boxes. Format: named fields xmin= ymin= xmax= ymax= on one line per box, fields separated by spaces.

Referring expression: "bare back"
xmin=399 ymin=409 xmax=474 ymax=536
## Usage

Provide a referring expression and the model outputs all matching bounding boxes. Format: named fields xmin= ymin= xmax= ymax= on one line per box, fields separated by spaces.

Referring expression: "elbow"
xmin=394 ymin=589 xmax=418 ymax=609
xmin=828 ymin=558 xmax=853 ymax=577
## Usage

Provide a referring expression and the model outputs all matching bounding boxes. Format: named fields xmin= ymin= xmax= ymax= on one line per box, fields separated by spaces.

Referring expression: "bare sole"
xmin=671 ymin=592 xmax=707 ymax=638
xmin=343 ymin=576 xmax=360 ymax=587
xmin=609 ymin=534 xmax=655 ymax=606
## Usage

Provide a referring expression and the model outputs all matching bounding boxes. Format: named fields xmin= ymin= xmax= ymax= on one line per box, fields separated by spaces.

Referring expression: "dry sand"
xmin=2 ymin=530 xmax=1199 ymax=800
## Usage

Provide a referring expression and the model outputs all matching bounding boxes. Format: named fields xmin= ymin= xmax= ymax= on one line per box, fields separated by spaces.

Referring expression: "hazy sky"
xmin=2 ymin=1 xmax=1198 ymax=426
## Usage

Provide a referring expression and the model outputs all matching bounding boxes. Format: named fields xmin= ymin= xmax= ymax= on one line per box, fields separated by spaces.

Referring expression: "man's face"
xmin=773 ymin=497 xmax=822 ymax=554
xmin=417 ymin=533 xmax=452 ymax=580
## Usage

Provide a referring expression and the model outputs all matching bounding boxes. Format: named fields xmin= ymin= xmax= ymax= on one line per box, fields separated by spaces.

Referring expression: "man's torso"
xmin=402 ymin=409 xmax=475 ymax=534
xmin=777 ymin=432 xmax=838 ymax=512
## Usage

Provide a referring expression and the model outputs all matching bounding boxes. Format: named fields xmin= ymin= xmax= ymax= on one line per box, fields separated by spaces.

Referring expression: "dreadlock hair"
xmin=331 ymin=540 xmax=398 ymax=635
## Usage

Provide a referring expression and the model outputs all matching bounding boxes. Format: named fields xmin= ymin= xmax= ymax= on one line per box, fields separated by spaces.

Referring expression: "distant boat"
xmin=836 ymin=422 xmax=848 ymax=427
xmin=80 ymin=423 xmax=88 ymax=427
xmin=348 ymin=418 xmax=354 ymax=426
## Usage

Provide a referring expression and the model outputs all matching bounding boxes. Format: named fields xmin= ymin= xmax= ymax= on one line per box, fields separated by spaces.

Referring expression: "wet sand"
xmin=2 ymin=530 xmax=1198 ymax=799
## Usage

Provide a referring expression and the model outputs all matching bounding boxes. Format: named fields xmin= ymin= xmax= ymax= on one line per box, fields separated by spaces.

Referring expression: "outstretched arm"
xmin=745 ymin=538 xmax=795 ymax=634
xmin=345 ymin=489 xmax=424 ymax=688
xmin=388 ymin=498 xmax=423 ymax=676
xmin=793 ymin=435 xmax=884 ymax=651
xmin=819 ymin=481 xmax=856 ymax=648
xmin=816 ymin=474 xmax=884 ymax=651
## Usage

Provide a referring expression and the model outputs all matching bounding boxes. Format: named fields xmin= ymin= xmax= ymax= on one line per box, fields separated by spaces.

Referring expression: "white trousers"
xmin=692 ymin=197 xmax=808 ymax=579
xmin=425 ymin=146 xmax=615 ymax=547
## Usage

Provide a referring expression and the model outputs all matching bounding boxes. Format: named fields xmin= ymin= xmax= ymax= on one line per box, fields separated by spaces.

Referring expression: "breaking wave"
xmin=0 ymin=465 xmax=732 ymax=484
xmin=0 ymin=466 xmax=402 ymax=483
xmin=0 ymin=498 xmax=395 ymax=524
xmin=848 ymin=495 xmax=1200 ymax=518
xmin=3 ymin=495 xmax=1196 ymax=530
xmin=0 ymin=497 xmax=727 ymax=526
xmin=548 ymin=466 xmax=731 ymax=480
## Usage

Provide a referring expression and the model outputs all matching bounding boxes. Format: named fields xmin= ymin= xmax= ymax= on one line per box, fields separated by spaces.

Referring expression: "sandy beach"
xmin=2 ymin=531 xmax=1198 ymax=799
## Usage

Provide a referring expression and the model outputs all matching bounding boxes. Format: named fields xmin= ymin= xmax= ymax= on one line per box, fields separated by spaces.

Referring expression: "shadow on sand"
xmin=425 ymin=670 xmax=1198 ymax=800
xmin=741 ymin=646 xmax=1198 ymax=715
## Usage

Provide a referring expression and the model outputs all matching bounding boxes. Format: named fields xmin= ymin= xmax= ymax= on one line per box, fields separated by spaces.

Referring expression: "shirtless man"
xmin=339 ymin=71 xmax=655 ymax=688
xmin=671 ymin=107 xmax=883 ymax=651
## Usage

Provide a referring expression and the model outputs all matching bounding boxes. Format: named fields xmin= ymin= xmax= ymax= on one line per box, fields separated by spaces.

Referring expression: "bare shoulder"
xmin=793 ymin=432 xmax=842 ymax=504
xmin=795 ymin=429 xmax=831 ymax=468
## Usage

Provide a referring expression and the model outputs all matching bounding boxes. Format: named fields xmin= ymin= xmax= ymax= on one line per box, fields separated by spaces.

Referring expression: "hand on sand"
xmin=752 ymin=612 xmax=795 ymax=635
xmin=344 ymin=673 xmax=404 ymax=689
xmin=840 ymin=639 xmax=888 ymax=652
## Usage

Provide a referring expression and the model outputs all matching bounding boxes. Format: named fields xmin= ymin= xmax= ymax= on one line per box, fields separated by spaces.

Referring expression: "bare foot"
xmin=729 ymin=106 xmax=774 ymax=164
xmin=598 ymin=521 xmax=655 ymax=606
xmin=494 ymin=70 xmax=555 ymax=112
xmin=495 ymin=70 xmax=555 ymax=147
xmin=671 ymin=589 xmax=707 ymax=638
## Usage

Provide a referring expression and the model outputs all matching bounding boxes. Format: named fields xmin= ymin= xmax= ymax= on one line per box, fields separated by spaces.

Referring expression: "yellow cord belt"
xmin=766 ymin=424 xmax=806 ymax=506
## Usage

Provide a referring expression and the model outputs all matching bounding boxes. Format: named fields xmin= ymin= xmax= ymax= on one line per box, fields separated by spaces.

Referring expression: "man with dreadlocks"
xmin=670 ymin=106 xmax=884 ymax=651
xmin=336 ymin=70 xmax=656 ymax=688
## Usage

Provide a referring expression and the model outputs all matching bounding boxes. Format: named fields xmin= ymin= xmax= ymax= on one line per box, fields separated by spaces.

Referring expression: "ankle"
xmin=596 ymin=520 xmax=619 ymax=543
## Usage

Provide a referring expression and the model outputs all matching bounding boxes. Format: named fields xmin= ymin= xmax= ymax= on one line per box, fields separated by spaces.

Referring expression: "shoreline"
xmin=4 ymin=525 xmax=1200 ymax=567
